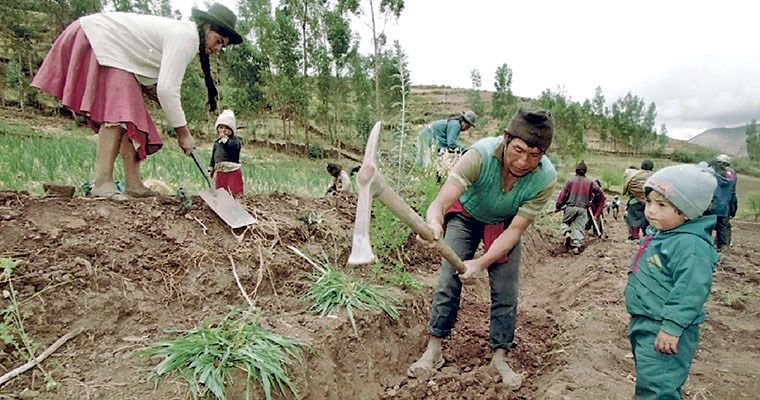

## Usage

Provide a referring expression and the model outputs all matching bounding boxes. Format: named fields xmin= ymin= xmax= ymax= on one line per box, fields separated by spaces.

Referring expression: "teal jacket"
xmin=460 ymin=137 xmax=556 ymax=224
xmin=625 ymin=215 xmax=718 ymax=336
xmin=425 ymin=119 xmax=463 ymax=151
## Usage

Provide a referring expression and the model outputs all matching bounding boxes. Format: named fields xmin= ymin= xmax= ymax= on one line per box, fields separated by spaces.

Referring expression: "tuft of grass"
xmin=142 ymin=309 xmax=309 ymax=400
xmin=290 ymin=247 xmax=401 ymax=335
xmin=717 ymin=289 xmax=748 ymax=309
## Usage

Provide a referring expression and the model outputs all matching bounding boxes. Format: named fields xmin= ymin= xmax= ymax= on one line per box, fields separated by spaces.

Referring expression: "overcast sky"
xmin=173 ymin=0 xmax=759 ymax=140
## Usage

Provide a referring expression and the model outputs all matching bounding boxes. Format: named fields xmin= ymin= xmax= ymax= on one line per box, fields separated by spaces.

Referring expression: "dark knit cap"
xmin=641 ymin=159 xmax=654 ymax=171
xmin=505 ymin=107 xmax=555 ymax=152
xmin=575 ymin=160 xmax=587 ymax=174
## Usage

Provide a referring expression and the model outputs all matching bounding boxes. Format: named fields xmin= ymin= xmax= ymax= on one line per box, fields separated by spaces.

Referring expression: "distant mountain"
xmin=688 ymin=126 xmax=747 ymax=156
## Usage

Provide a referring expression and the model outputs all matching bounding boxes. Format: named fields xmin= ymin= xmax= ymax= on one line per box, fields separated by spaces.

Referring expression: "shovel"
xmin=190 ymin=151 xmax=256 ymax=229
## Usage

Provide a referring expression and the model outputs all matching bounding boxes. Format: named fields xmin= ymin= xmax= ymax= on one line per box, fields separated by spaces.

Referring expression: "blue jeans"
xmin=427 ymin=213 xmax=521 ymax=350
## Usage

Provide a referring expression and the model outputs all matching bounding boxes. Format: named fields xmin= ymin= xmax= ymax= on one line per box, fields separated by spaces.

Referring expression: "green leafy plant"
xmin=290 ymin=247 xmax=401 ymax=335
xmin=0 ymin=258 xmax=31 ymax=356
xmin=748 ymin=192 xmax=760 ymax=221
xmin=142 ymin=309 xmax=308 ymax=400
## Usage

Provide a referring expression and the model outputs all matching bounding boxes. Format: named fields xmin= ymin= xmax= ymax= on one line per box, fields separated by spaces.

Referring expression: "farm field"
xmin=0 ymin=110 xmax=758 ymax=399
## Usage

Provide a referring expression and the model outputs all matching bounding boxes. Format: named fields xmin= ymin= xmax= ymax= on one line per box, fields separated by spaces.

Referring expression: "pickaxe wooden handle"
xmin=347 ymin=122 xmax=467 ymax=275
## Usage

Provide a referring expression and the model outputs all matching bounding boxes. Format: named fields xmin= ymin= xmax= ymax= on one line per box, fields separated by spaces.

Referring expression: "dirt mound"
xmin=1 ymin=191 xmax=758 ymax=399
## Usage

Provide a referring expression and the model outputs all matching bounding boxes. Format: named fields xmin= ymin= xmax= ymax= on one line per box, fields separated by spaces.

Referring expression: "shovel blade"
xmin=199 ymin=188 xmax=256 ymax=229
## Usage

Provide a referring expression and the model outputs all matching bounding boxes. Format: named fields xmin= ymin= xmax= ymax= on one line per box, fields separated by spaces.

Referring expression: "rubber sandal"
xmin=88 ymin=191 xmax=129 ymax=203
xmin=124 ymin=188 xmax=160 ymax=198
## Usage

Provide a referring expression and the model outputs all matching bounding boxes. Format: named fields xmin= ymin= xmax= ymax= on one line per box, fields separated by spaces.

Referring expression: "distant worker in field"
xmin=415 ymin=110 xmax=478 ymax=167
xmin=610 ymin=195 xmax=621 ymax=220
xmin=325 ymin=163 xmax=352 ymax=195
xmin=209 ymin=109 xmax=244 ymax=197
xmin=623 ymin=160 xmax=654 ymax=240
xmin=706 ymin=154 xmax=738 ymax=250
xmin=554 ymin=161 xmax=604 ymax=253
xmin=584 ymin=179 xmax=607 ymax=238
xmin=625 ymin=164 xmax=718 ymax=399
xmin=408 ymin=107 xmax=556 ymax=391
xmin=30 ymin=3 xmax=243 ymax=201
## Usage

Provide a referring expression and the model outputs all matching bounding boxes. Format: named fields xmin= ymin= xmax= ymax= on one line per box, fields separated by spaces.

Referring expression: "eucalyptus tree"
xmin=322 ymin=9 xmax=352 ymax=138
xmin=537 ymin=88 xmax=587 ymax=162
xmin=347 ymin=47 xmax=374 ymax=140
xmin=590 ymin=85 xmax=608 ymax=142
xmin=747 ymin=119 xmax=760 ymax=162
xmin=265 ymin=6 xmax=308 ymax=143
xmin=467 ymin=69 xmax=485 ymax=117
xmin=338 ymin=0 xmax=405 ymax=119
xmin=492 ymin=63 xmax=514 ymax=121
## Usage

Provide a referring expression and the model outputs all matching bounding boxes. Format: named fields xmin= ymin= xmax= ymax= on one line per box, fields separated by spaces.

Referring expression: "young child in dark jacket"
xmin=625 ymin=164 xmax=718 ymax=399
xmin=209 ymin=109 xmax=243 ymax=197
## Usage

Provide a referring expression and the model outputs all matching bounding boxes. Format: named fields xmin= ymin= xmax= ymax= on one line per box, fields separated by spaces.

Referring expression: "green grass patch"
xmin=291 ymin=247 xmax=401 ymax=336
xmin=142 ymin=309 xmax=309 ymax=400
xmin=0 ymin=119 xmax=336 ymax=197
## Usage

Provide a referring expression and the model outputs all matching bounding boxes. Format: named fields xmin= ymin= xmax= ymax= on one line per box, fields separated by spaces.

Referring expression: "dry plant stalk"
xmin=0 ymin=327 xmax=83 ymax=386
xmin=229 ymin=255 xmax=253 ymax=307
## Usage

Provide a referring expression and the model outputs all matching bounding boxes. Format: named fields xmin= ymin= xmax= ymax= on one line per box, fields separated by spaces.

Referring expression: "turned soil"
xmin=0 ymin=190 xmax=758 ymax=399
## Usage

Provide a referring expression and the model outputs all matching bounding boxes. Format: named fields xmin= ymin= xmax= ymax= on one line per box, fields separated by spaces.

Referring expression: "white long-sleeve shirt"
xmin=80 ymin=12 xmax=199 ymax=128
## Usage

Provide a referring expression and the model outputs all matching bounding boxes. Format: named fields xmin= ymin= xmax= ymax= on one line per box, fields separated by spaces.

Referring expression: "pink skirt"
xmin=215 ymin=170 xmax=244 ymax=197
xmin=31 ymin=20 xmax=163 ymax=160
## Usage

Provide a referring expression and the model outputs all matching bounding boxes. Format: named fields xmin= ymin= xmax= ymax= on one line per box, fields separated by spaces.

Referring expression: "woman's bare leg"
xmin=90 ymin=125 xmax=125 ymax=198
xmin=120 ymin=133 xmax=150 ymax=195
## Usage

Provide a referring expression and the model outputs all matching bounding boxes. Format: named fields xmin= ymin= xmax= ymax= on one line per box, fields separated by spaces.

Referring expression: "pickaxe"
xmin=347 ymin=122 xmax=467 ymax=274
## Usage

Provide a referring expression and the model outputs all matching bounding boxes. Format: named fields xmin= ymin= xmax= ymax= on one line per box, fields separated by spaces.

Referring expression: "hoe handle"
xmin=376 ymin=185 xmax=467 ymax=275
xmin=191 ymin=152 xmax=213 ymax=189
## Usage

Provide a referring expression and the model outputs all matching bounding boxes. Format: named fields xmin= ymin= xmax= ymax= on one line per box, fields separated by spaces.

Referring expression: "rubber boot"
xmin=491 ymin=348 xmax=522 ymax=390
xmin=91 ymin=125 xmax=127 ymax=200
xmin=120 ymin=133 xmax=151 ymax=196
xmin=407 ymin=336 xmax=444 ymax=378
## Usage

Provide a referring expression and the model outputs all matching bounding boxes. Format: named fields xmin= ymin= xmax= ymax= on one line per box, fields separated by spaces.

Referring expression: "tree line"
xmin=1 ymin=0 xmax=410 ymax=151
xmin=466 ymin=65 xmax=666 ymax=162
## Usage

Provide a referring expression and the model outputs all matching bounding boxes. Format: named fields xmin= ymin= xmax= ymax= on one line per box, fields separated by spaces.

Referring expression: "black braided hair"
xmin=197 ymin=24 xmax=219 ymax=112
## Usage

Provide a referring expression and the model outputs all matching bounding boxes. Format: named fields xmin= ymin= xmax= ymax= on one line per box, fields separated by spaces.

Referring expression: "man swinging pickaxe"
xmin=348 ymin=109 xmax=557 ymax=390
xmin=347 ymin=122 xmax=467 ymax=274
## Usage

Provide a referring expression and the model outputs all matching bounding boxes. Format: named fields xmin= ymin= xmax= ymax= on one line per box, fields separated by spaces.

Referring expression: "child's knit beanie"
xmin=644 ymin=164 xmax=717 ymax=220
xmin=215 ymin=109 xmax=237 ymax=135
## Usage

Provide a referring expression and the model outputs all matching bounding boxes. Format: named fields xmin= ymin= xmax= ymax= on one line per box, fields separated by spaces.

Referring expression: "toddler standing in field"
xmin=625 ymin=164 xmax=718 ymax=399
xmin=209 ymin=109 xmax=244 ymax=197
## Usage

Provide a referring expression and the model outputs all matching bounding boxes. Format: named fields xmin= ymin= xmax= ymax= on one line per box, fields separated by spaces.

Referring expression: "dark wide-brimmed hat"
xmin=191 ymin=3 xmax=242 ymax=45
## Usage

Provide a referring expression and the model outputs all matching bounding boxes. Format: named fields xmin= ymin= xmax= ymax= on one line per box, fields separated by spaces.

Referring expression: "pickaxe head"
xmin=347 ymin=121 xmax=384 ymax=265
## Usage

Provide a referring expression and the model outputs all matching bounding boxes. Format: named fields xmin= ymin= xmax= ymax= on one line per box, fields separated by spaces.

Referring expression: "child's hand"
xmin=654 ymin=330 xmax=679 ymax=354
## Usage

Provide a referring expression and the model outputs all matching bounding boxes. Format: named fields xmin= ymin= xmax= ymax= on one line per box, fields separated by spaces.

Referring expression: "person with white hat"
xmin=31 ymin=3 xmax=243 ymax=201
xmin=626 ymin=163 xmax=719 ymax=399
xmin=415 ymin=110 xmax=478 ymax=167
xmin=209 ymin=110 xmax=244 ymax=197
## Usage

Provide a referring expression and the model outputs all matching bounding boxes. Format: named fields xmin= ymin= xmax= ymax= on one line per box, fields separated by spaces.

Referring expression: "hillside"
xmin=689 ymin=126 xmax=748 ymax=156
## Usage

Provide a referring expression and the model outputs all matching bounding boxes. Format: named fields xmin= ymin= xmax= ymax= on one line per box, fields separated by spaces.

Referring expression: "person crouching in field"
xmin=209 ymin=110 xmax=244 ymax=197
xmin=325 ymin=163 xmax=352 ymax=195
xmin=625 ymin=164 xmax=718 ymax=399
